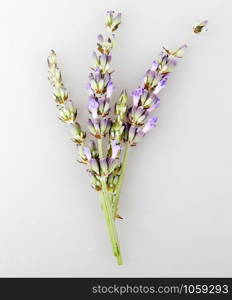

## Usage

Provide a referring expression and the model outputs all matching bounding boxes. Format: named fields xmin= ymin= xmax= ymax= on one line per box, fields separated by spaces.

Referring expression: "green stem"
xmin=113 ymin=143 xmax=130 ymax=218
xmin=97 ymin=138 xmax=123 ymax=265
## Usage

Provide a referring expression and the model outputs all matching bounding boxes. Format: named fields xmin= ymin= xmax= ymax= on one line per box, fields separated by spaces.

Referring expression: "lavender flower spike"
xmin=47 ymin=12 xmax=208 ymax=265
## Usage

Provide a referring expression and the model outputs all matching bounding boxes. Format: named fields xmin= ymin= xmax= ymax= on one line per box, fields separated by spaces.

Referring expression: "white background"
xmin=1 ymin=0 xmax=231 ymax=277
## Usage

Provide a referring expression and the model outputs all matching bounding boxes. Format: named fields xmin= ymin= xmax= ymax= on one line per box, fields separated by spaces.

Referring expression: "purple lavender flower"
xmin=88 ymin=96 xmax=99 ymax=119
xmin=89 ymin=68 xmax=111 ymax=95
xmin=154 ymin=76 xmax=168 ymax=94
xmin=99 ymin=157 xmax=118 ymax=176
xmin=151 ymin=60 xmax=159 ymax=71
xmin=92 ymin=52 xmax=113 ymax=74
xmin=111 ymin=140 xmax=121 ymax=159
xmin=142 ymin=70 xmax=163 ymax=91
xmin=106 ymin=81 xmax=115 ymax=98
xmin=142 ymin=116 xmax=158 ymax=134
xmin=139 ymin=90 xmax=160 ymax=111
xmin=87 ymin=118 xmax=112 ymax=138
xmin=132 ymin=88 xmax=144 ymax=106
xmin=159 ymin=57 xmax=177 ymax=74
xmin=97 ymin=34 xmax=104 ymax=43
xmin=47 ymin=11 xmax=208 ymax=266
xmin=89 ymin=158 xmax=100 ymax=175
xmin=128 ymin=106 xmax=149 ymax=126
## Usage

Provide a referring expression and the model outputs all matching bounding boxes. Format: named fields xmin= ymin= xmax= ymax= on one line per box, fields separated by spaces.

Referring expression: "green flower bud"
xmin=70 ymin=123 xmax=86 ymax=144
xmin=58 ymin=100 xmax=77 ymax=123
xmin=53 ymin=86 xmax=68 ymax=104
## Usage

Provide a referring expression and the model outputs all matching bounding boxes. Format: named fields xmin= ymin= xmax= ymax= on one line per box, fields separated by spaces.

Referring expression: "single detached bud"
xmin=193 ymin=20 xmax=208 ymax=34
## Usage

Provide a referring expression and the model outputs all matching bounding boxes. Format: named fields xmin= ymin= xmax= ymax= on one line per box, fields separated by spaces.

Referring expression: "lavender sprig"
xmin=47 ymin=12 xmax=208 ymax=265
xmin=86 ymin=11 xmax=123 ymax=264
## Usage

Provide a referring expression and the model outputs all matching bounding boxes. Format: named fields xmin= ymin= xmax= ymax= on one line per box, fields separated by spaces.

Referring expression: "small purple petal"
xmin=151 ymin=60 xmax=158 ymax=71
xmin=88 ymin=97 xmax=99 ymax=119
xmin=86 ymin=83 xmax=94 ymax=96
xmin=106 ymin=81 xmax=115 ymax=98
xmin=142 ymin=116 xmax=158 ymax=134
xmin=154 ymin=76 xmax=168 ymax=94
xmin=132 ymin=88 xmax=144 ymax=106
xmin=94 ymin=68 xmax=101 ymax=81
xmin=111 ymin=140 xmax=121 ymax=159
xmin=97 ymin=34 xmax=104 ymax=43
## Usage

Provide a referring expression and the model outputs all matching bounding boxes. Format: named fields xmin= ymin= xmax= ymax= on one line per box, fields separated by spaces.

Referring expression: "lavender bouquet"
xmin=47 ymin=12 xmax=207 ymax=265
